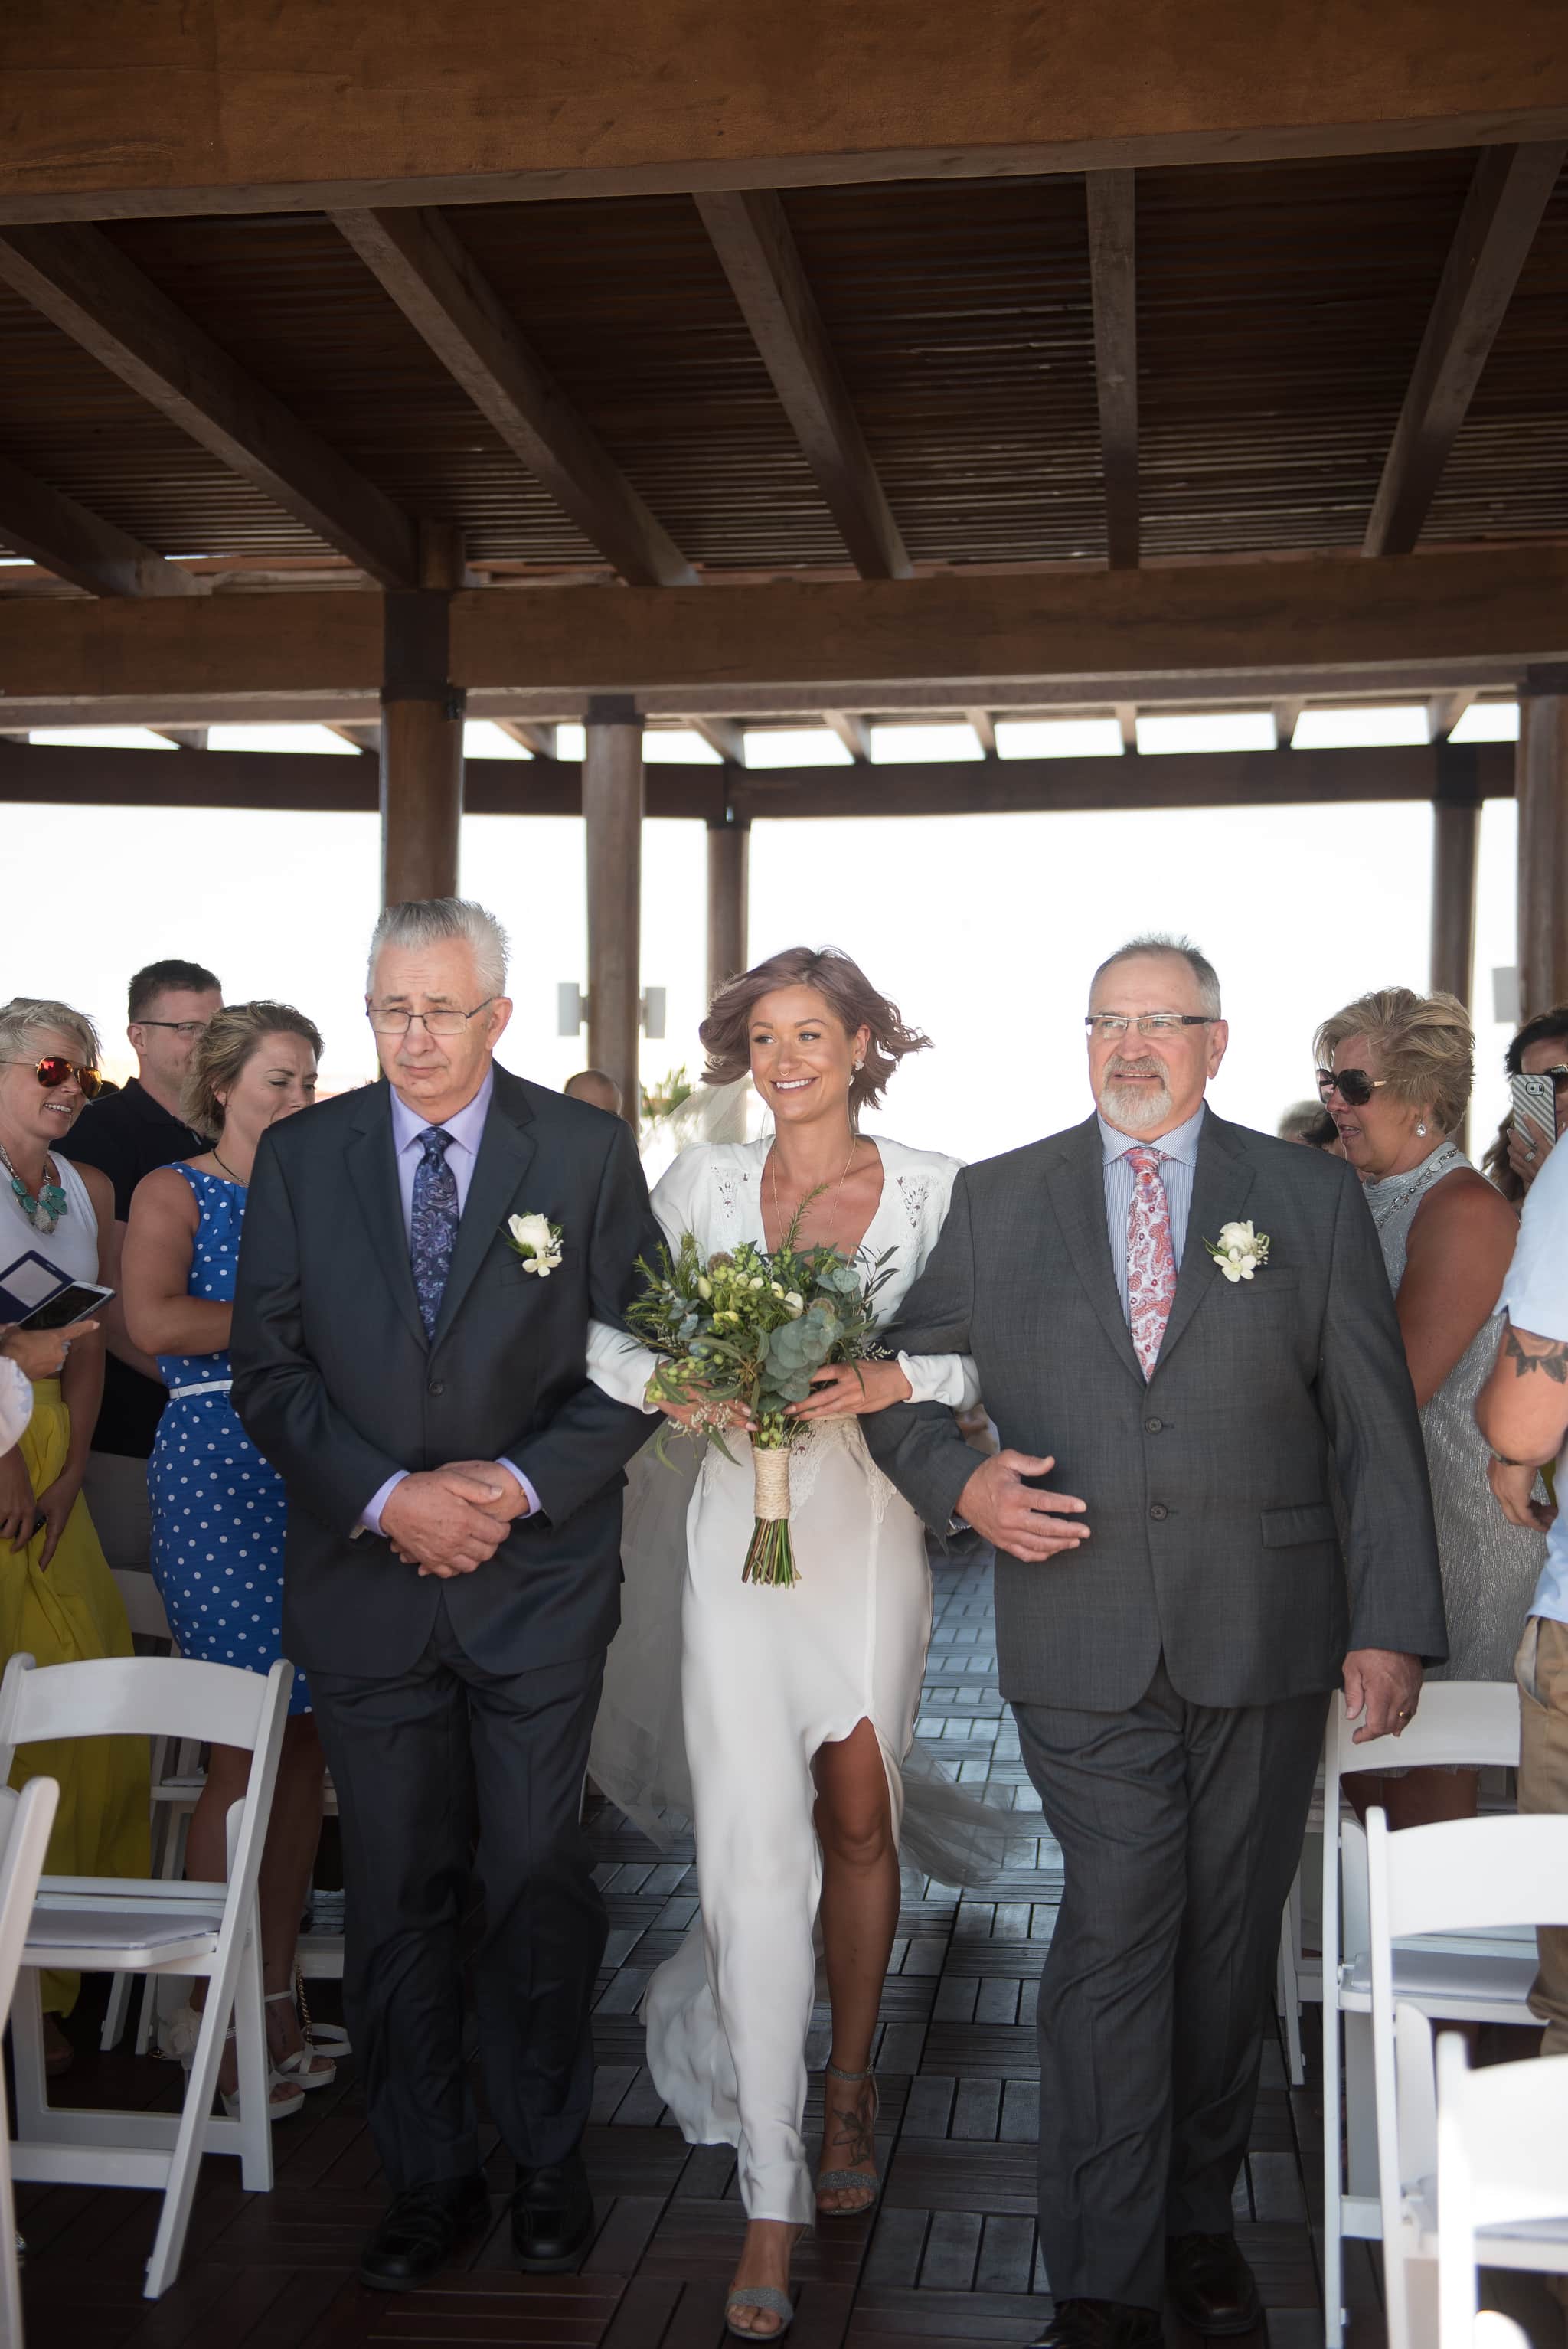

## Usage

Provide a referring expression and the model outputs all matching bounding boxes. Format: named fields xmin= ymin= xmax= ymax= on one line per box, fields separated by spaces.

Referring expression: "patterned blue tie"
xmin=410 ymin=1126 xmax=459 ymax=1341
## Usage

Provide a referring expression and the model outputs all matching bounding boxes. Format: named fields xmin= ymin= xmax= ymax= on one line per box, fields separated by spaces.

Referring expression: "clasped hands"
xmin=381 ymin=1460 xmax=531 ymax=1578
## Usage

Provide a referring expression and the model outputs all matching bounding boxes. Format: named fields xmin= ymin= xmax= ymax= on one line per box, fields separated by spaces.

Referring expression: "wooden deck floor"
xmin=20 ymin=1559 xmax=1381 ymax=2349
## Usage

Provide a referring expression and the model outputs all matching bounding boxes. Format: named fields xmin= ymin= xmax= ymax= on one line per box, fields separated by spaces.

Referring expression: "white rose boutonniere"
xmin=506 ymin=1210 xmax=564 ymax=1278
xmin=1204 ymin=1219 xmax=1271 ymax=1282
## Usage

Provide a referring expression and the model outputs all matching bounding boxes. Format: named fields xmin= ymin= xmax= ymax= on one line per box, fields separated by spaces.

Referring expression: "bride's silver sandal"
xmin=815 ymin=2062 xmax=880 ymax=2216
xmin=725 ymin=2285 xmax=795 ymax=2339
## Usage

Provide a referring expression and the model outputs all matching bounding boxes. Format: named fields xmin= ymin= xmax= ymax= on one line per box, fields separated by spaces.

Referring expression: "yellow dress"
xmin=2 ymin=1380 xmax=150 ymax=2014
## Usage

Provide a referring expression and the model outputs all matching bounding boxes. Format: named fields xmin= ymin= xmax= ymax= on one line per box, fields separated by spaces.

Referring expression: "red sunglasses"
xmin=3 ymin=1056 xmax=106 ymax=1101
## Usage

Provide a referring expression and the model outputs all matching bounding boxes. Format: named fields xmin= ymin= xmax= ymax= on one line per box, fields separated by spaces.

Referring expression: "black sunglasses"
xmin=1315 ymin=1067 xmax=1387 ymax=1109
xmin=2 ymin=1056 xmax=105 ymax=1101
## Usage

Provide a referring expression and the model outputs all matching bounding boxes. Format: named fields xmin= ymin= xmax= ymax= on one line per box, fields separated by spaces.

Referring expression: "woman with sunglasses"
xmin=1314 ymin=988 xmax=1546 ymax=1831
xmin=0 ymin=998 xmax=150 ymax=2067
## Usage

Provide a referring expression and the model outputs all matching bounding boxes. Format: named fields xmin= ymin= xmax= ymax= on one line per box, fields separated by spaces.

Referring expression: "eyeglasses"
xmin=1085 ymin=1014 xmax=1217 ymax=1041
xmin=2 ymin=1057 xmax=105 ymax=1100
xmin=1315 ymin=1067 xmax=1389 ymax=1108
xmin=366 ymin=998 xmax=498 ymax=1037
xmin=135 ymin=1019 xmax=211 ymax=1037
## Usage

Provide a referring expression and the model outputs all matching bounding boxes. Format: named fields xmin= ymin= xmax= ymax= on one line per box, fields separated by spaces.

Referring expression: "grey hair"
xmin=1089 ymin=933 xmax=1222 ymax=1018
xmin=367 ymin=898 xmax=510 ymax=998
xmin=0 ymin=995 xmax=102 ymax=1068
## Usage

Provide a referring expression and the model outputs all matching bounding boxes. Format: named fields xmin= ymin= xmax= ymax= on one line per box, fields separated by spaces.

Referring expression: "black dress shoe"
xmin=511 ymin=2148 xmax=595 ymax=2272
xmin=360 ymin=2172 xmax=490 ymax=2290
xmin=1030 ymin=2302 xmax=1162 ymax=2348
xmin=1166 ymin=2232 xmax=1263 ymax=2336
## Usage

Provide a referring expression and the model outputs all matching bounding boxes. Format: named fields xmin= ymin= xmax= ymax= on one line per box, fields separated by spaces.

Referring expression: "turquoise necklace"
xmin=0 ymin=1139 xmax=67 ymax=1237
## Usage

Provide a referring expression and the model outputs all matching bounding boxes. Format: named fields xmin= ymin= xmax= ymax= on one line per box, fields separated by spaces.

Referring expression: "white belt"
xmin=166 ymin=1380 xmax=233 ymax=1402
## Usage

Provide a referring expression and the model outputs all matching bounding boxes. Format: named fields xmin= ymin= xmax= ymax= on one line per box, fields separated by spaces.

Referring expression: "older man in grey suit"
xmin=865 ymin=936 xmax=1446 ymax=2349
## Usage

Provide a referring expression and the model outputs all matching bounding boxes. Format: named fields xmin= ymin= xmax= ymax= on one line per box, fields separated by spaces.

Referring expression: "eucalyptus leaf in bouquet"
xmin=625 ymin=1198 xmax=896 ymax=1586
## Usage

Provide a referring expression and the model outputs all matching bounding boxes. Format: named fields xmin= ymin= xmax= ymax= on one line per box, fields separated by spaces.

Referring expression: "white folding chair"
xmin=1364 ymin=1809 xmax=1568 ymax=2349
xmin=1436 ymin=2029 xmax=1568 ymax=2347
xmin=1321 ymin=1682 xmax=1524 ymax=2347
xmin=100 ymin=1569 xmax=185 ymax=2055
xmin=0 ymin=1777 xmax=60 ymax=2349
xmin=0 ymin=1653 xmax=291 ymax=2299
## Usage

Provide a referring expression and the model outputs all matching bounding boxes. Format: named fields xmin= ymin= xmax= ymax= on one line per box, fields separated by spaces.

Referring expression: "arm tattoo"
xmin=1505 ymin=1327 xmax=1568 ymax=1384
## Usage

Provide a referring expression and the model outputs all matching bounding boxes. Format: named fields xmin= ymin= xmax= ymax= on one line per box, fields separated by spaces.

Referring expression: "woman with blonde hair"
xmin=0 ymin=997 xmax=149 ymax=2069
xmin=124 ymin=1001 xmax=332 ymax=2120
xmin=1314 ymin=986 xmax=1546 ymax=1825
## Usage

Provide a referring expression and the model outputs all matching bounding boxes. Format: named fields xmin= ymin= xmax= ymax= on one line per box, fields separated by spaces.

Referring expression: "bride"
xmin=586 ymin=946 xmax=990 ymax=2340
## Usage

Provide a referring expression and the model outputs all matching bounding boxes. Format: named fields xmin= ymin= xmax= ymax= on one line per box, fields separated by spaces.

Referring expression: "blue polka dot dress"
xmin=148 ymin=1166 xmax=309 ymax=1714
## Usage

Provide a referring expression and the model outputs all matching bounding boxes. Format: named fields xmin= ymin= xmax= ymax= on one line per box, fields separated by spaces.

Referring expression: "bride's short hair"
xmin=700 ymin=946 xmax=930 ymax=1119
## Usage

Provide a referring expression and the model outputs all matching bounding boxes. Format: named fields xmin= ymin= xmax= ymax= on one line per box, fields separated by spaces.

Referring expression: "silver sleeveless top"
xmin=1364 ymin=1143 xmax=1544 ymax=1680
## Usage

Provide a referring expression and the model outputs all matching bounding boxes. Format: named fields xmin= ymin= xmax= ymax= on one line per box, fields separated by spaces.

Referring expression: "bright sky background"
xmin=0 ymin=705 xmax=1521 ymax=1166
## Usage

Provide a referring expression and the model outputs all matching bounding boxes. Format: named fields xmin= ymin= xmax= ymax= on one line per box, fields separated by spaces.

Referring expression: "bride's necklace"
xmin=0 ymin=1137 xmax=67 ymax=1236
xmin=769 ymin=1132 xmax=859 ymax=1246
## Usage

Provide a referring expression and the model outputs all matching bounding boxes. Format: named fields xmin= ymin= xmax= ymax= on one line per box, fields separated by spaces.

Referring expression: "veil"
xmin=588 ymin=1074 xmax=753 ymax=1836
xmin=589 ymin=1073 xmax=1011 ymax=1889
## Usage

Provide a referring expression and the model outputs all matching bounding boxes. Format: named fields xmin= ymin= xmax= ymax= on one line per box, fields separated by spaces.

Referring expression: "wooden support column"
xmin=1517 ymin=680 xmax=1568 ymax=1019
xmin=583 ymin=694 xmax=645 ymax=1116
xmin=381 ymin=523 xmax=466 ymax=906
xmin=707 ymin=815 xmax=751 ymax=999
xmin=1431 ymin=745 xmax=1481 ymax=1009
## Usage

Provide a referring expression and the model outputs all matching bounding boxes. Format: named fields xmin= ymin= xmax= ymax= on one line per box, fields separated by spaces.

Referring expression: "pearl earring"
xmin=1416 ymin=1120 xmax=1428 ymax=1136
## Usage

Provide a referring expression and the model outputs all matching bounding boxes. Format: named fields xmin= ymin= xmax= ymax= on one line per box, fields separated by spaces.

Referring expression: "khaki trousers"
xmin=1515 ymin=1614 xmax=1568 ymax=2055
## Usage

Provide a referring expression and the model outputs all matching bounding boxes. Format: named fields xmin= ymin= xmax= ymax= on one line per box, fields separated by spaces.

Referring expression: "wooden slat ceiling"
xmin=0 ymin=150 xmax=1563 ymax=580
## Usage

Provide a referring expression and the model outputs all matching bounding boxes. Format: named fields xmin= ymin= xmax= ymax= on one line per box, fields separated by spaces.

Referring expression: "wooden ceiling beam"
xmin=1114 ymin=701 xmax=1138 ymax=752
xmin=0 ymin=665 xmax=1524 ymax=730
xmin=0 ymin=453 xmax=206 ymax=600
xmin=1086 ymin=172 xmax=1139 ymax=570
xmin=687 ymin=715 xmax=747 ymax=763
xmin=695 ymin=191 xmax=910 ymax=580
xmin=0 ymin=736 xmax=1515 ymax=819
xmin=0 ymin=226 xmax=420 ymax=586
xmin=324 ymin=721 xmax=380 ymax=753
xmin=332 ymin=207 xmax=695 ymax=588
xmin=2 ymin=549 xmax=1560 ymax=703
xmin=4 ymin=3 xmax=1568 ymax=222
xmin=495 ymin=718 xmax=558 ymax=759
xmin=823 ymin=711 xmax=873 ymax=760
xmin=149 ymin=727 xmax=208 ymax=748
xmin=965 ymin=708 xmax=998 ymax=757
xmin=1363 ymin=143 xmax=1566 ymax=557
xmin=1429 ymin=688 xmax=1478 ymax=741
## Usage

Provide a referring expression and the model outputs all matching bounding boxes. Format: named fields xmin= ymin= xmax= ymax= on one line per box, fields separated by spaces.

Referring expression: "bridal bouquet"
xmin=626 ymin=1213 xmax=895 ymax=1587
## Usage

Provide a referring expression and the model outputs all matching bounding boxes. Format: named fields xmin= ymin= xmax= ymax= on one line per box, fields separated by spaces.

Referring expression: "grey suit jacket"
xmin=863 ymin=1107 xmax=1448 ymax=1712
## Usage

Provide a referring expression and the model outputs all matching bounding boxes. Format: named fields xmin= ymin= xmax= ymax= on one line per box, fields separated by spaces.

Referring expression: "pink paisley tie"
xmin=1125 ymin=1146 xmax=1178 ymax=1380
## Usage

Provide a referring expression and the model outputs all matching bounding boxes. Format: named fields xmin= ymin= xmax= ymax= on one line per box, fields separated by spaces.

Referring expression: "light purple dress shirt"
xmin=360 ymin=1067 xmax=541 ymax=1531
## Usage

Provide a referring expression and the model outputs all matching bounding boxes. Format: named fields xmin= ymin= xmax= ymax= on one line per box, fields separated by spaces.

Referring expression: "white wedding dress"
xmin=586 ymin=1133 xmax=991 ymax=2223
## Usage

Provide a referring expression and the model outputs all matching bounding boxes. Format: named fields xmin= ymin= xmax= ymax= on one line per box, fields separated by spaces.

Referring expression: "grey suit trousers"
xmin=1014 ymin=1658 xmax=1328 ymax=2311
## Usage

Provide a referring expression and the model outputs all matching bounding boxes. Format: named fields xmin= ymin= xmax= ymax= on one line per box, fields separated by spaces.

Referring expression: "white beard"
xmin=1099 ymin=1073 xmax=1175 ymax=1131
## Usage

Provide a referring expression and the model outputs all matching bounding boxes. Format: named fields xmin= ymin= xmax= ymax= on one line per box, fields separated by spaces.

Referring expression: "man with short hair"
xmin=563 ymin=1068 xmax=622 ymax=1118
xmin=233 ymin=897 xmax=661 ymax=2292
xmin=69 ymin=957 xmax=220 ymax=1570
xmin=867 ymin=936 xmax=1446 ymax=2348
xmin=1478 ymin=1132 xmax=1568 ymax=2056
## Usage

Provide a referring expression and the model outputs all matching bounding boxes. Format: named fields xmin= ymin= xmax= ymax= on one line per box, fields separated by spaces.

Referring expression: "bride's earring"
xmin=1416 ymin=1119 xmax=1428 ymax=1136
